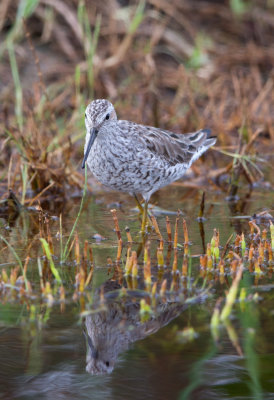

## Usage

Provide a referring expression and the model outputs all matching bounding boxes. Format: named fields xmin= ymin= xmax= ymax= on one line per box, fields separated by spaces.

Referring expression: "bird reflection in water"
xmin=83 ymin=279 xmax=199 ymax=375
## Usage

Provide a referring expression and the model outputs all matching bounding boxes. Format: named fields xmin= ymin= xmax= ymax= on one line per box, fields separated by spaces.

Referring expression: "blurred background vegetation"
xmin=0 ymin=0 xmax=273 ymax=204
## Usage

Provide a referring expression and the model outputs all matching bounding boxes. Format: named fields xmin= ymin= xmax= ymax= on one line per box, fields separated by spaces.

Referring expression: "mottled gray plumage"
xmin=82 ymin=99 xmax=216 ymax=202
xmin=85 ymin=300 xmax=186 ymax=375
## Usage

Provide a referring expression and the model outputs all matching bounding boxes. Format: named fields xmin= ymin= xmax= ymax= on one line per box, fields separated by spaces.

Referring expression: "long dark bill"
xmin=81 ymin=128 xmax=98 ymax=169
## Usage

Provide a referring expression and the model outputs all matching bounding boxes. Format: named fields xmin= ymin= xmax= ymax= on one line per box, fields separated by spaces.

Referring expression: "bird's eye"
xmin=105 ymin=113 xmax=110 ymax=120
xmin=85 ymin=113 xmax=87 ymax=119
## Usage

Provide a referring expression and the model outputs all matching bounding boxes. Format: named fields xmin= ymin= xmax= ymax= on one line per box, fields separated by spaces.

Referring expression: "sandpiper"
xmin=82 ymin=99 xmax=216 ymax=231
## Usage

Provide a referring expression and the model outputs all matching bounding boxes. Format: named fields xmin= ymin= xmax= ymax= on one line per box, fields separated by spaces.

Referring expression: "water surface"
xmin=0 ymin=183 xmax=273 ymax=400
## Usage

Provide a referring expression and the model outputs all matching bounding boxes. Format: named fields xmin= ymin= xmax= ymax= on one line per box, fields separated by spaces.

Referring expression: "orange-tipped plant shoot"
xmin=200 ymin=254 xmax=207 ymax=269
xmin=182 ymin=257 xmax=188 ymax=277
xmin=116 ymin=238 xmax=123 ymax=264
xmin=144 ymin=241 xmax=151 ymax=286
xmin=125 ymin=226 xmax=133 ymax=244
xmin=160 ymin=279 xmax=167 ymax=297
xmin=166 ymin=216 xmax=172 ymax=242
xmin=174 ymin=212 xmax=179 ymax=249
xmin=157 ymin=247 xmax=164 ymax=267
xmin=218 ymin=259 xmax=225 ymax=275
xmin=172 ymin=248 xmax=178 ymax=273
xmin=132 ymin=251 xmax=138 ymax=278
xmin=110 ymin=209 xmax=122 ymax=241
xmin=150 ymin=215 xmax=164 ymax=249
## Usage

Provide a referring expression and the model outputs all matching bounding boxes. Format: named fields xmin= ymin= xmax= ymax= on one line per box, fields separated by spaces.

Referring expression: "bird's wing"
xmin=119 ymin=121 xmax=216 ymax=166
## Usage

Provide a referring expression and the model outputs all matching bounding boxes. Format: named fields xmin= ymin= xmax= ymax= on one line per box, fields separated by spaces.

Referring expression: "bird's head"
xmin=82 ymin=99 xmax=117 ymax=169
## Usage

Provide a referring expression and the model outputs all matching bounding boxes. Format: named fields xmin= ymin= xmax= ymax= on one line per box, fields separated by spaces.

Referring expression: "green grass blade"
xmin=0 ymin=234 xmax=28 ymax=291
xmin=16 ymin=0 xmax=40 ymax=21
xmin=21 ymin=163 xmax=28 ymax=205
xmin=40 ymin=238 xmax=62 ymax=284
xmin=62 ymin=165 xmax=88 ymax=262
xmin=7 ymin=39 xmax=23 ymax=131
xmin=129 ymin=0 xmax=146 ymax=34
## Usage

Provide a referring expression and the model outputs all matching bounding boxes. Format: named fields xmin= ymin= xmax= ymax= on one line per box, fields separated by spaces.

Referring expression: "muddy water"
xmin=0 ymin=184 xmax=273 ymax=400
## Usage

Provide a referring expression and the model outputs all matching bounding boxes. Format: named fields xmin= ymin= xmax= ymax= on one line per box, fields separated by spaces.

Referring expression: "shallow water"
xmin=0 ymin=183 xmax=273 ymax=400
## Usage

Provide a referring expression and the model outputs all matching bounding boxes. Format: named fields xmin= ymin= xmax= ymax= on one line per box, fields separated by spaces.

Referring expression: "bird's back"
xmin=118 ymin=120 xmax=216 ymax=169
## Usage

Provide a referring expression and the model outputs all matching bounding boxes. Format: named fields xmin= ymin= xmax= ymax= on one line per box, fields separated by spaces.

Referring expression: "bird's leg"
xmin=133 ymin=194 xmax=152 ymax=234
xmin=134 ymin=193 xmax=145 ymax=215
xmin=141 ymin=200 xmax=149 ymax=234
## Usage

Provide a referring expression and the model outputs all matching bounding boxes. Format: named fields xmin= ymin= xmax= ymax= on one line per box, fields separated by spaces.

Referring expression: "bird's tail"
xmin=184 ymin=129 xmax=216 ymax=164
xmin=185 ymin=128 xmax=216 ymax=146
